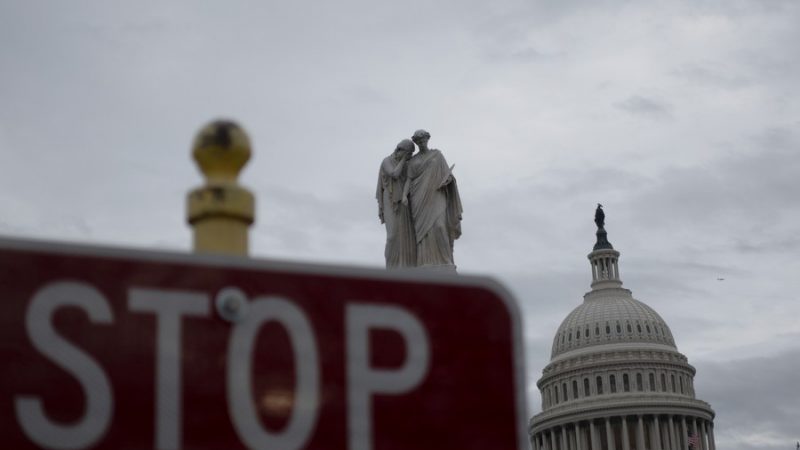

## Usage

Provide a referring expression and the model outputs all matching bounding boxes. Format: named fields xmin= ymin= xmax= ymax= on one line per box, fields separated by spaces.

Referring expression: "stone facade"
xmin=529 ymin=226 xmax=715 ymax=450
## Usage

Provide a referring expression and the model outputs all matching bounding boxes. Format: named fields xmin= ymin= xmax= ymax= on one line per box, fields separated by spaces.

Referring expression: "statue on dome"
xmin=594 ymin=203 xmax=605 ymax=229
xmin=593 ymin=204 xmax=614 ymax=250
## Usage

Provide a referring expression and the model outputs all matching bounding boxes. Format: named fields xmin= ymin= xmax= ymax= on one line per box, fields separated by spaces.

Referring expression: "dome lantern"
xmin=588 ymin=204 xmax=623 ymax=290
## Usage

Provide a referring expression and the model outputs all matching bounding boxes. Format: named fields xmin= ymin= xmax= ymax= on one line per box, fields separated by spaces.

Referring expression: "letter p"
xmin=346 ymin=303 xmax=430 ymax=450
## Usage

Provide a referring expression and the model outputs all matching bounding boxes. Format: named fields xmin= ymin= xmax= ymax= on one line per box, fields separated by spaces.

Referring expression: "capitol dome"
xmin=529 ymin=207 xmax=716 ymax=450
xmin=550 ymin=292 xmax=676 ymax=360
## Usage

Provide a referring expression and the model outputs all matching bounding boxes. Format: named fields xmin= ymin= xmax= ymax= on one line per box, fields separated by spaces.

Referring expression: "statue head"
xmin=395 ymin=139 xmax=415 ymax=158
xmin=411 ymin=129 xmax=431 ymax=147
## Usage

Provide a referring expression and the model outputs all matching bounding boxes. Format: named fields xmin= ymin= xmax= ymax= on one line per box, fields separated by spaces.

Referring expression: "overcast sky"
xmin=1 ymin=1 xmax=798 ymax=448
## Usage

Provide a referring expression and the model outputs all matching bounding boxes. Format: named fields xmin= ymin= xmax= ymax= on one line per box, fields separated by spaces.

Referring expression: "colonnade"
xmin=590 ymin=255 xmax=619 ymax=282
xmin=532 ymin=415 xmax=714 ymax=450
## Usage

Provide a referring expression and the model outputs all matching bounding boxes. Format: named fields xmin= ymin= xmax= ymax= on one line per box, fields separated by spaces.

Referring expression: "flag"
xmin=687 ymin=432 xmax=699 ymax=448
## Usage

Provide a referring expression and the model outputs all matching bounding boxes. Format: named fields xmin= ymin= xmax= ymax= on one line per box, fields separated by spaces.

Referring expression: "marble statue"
xmin=402 ymin=129 xmax=462 ymax=271
xmin=376 ymin=139 xmax=417 ymax=268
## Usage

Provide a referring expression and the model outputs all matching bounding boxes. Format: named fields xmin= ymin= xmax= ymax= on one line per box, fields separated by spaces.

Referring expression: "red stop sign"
xmin=0 ymin=237 xmax=527 ymax=449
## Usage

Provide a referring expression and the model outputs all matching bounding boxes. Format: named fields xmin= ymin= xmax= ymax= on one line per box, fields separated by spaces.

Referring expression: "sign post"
xmin=0 ymin=238 xmax=527 ymax=449
xmin=186 ymin=119 xmax=255 ymax=256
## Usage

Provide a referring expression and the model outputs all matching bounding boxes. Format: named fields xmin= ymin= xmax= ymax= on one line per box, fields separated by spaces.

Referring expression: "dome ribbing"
xmin=551 ymin=292 xmax=676 ymax=359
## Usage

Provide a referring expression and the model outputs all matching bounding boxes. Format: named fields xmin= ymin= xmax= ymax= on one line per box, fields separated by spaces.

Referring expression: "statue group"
xmin=376 ymin=130 xmax=463 ymax=271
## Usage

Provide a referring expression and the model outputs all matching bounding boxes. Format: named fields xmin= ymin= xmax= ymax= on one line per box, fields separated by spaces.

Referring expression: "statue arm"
xmin=401 ymin=177 xmax=410 ymax=205
xmin=376 ymin=169 xmax=385 ymax=224
xmin=383 ymin=156 xmax=407 ymax=179
xmin=433 ymin=151 xmax=454 ymax=187
xmin=440 ymin=163 xmax=455 ymax=187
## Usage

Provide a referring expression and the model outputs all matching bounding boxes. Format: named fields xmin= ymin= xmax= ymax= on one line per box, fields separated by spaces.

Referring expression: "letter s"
xmin=15 ymin=281 xmax=114 ymax=449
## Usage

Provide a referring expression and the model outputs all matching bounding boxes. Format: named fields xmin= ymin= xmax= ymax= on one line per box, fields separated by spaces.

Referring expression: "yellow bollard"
xmin=187 ymin=120 xmax=254 ymax=256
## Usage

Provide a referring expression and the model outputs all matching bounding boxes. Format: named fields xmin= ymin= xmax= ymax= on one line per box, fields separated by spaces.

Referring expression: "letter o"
xmin=227 ymin=296 xmax=320 ymax=450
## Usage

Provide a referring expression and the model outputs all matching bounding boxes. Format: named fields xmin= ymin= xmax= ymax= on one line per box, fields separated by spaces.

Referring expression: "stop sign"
xmin=0 ymin=237 xmax=528 ymax=449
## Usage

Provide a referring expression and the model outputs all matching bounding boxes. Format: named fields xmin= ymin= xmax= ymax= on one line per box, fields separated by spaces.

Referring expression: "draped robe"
xmin=376 ymin=154 xmax=416 ymax=268
xmin=406 ymin=149 xmax=463 ymax=269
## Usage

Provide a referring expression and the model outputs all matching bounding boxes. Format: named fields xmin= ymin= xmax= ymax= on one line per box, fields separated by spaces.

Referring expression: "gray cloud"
xmin=732 ymin=236 xmax=800 ymax=254
xmin=671 ymin=62 xmax=754 ymax=90
xmin=251 ymin=183 xmax=383 ymax=264
xmin=626 ymin=131 xmax=800 ymax=237
xmin=615 ymin=95 xmax=673 ymax=119
xmin=342 ymin=85 xmax=393 ymax=105
xmin=694 ymin=350 xmax=800 ymax=449
xmin=482 ymin=45 xmax=566 ymax=64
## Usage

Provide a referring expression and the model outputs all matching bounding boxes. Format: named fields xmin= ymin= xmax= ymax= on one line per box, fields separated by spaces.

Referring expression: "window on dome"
xmin=671 ymin=374 xmax=676 ymax=392
xmin=654 ymin=326 xmax=660 ymax=335
xmin=584 ymin=378 xmax=590 ymax=396
xmin=646 ymin=324 xmax=651 ymax=333
xmin=610 ymin=375 xmax=617 ymax=393
xmin=648 ymin=373 xmax=655 ymax=391
xmin=636 ymin=373 xmax=643 ymax=391
xmin=568 ymin=333 xmax=572 ymax=342
xmin=562 ymin=383 xmax=567 ymax=402
xmin=661 ymin=373 xmax=667 ymax=392
xmin=572 ymin=380 xmax=578 ymax=399
xmin=623 ymin=374 xmax=630 ymax=392
xmin=595 ymin=326 xmax=600 ymax=336
xmin=554 ymin=386 xmax=559 ymax=404
xmin=616 ymin=323 xmax=622 ymax=333
xmin=606 ymin=324 xmax=611 ymax=334
xmin=596 ymin=376 xmax=603 ymax=395
xmin=627 ymin=323 xmax=632 ymax=333
xmin=576 ymin=330 xmax=580 ymax=339
xmin=679 ymin=377 xmax=684 ymax=394
xmin=585 ymin=328 xmax=590 ymax=338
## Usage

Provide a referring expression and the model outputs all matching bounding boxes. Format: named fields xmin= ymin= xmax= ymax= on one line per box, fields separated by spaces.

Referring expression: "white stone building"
xmin=529 ymin=218 xmax=716 ymax=450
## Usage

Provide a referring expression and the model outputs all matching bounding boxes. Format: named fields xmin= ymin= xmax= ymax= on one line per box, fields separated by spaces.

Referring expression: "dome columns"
xmin=652 ymin=415 xmax=663 ymax=450
xmin=590 ymin=420 xmax=601 ymax=449
xmin=621 ymin=418 xmax=631 ymax=450
xmin=531 ymin=414 xmax=715 ymax=450
xmin=589 ymin=248 xmax=623 ymax=290
xmin=636 ymin=415 xmax=646 ymax=450
xmin=605 ymin=418 xmax=615 ymax=450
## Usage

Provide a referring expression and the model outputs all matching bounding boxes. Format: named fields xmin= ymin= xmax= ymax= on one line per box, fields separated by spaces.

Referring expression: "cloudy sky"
xmin=1 ymin=0 xmax=798 ymax=448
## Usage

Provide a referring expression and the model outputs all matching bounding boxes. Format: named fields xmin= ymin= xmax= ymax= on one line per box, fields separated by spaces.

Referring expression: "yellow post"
xmin=187 ymin=120 xmax=254 ymax=256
